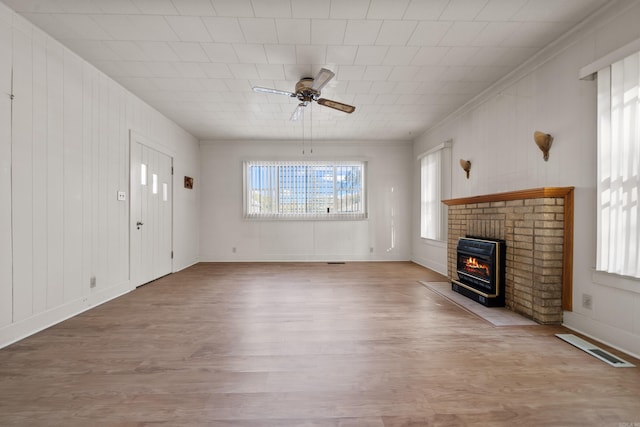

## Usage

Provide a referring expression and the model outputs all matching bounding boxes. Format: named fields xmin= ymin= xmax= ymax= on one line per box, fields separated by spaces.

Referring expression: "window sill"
xmin=591 ymin=269 xmax=640 ymax=295
xmin=245 ymin=215 xmax=368 ymax=221
xmin=420 ymin=238 xmax=447 ymax=249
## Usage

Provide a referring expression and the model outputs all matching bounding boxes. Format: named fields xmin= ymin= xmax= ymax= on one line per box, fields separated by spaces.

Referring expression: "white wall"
xmin=412 ymin=0 xmax=640 ymax=358
xmin=0 ymin=4 xmax=200 ymax=348
xmin=199 ymin=140 xmax=412 ymax=262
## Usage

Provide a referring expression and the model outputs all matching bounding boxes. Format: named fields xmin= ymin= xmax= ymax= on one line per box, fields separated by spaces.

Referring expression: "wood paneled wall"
xmin=0 ymin=9 xmax=200 ymax=346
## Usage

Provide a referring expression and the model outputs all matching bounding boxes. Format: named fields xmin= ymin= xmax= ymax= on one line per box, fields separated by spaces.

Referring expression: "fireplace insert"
xmin=452 ymin=236 xmax=505 ymax=307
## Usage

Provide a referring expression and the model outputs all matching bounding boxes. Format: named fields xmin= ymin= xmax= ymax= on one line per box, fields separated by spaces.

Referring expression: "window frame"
xmin=242 ymin=160 xmax=368 ymax=221
xmin=418 ymin=141 xmax=451 ymax=242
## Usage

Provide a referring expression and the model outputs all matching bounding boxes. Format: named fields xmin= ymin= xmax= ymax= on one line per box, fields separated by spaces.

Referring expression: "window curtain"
xmin=420 ymin=149 xmax=442 ymax=240
xmin=597 ymin=51 xmax=640 ymax=278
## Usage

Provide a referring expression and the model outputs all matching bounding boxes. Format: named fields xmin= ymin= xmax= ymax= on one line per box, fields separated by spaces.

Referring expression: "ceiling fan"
xmin=252 ymin=68 xmax=356 ymax=121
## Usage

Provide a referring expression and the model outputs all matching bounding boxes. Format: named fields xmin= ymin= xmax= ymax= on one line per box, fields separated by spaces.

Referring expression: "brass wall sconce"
xmin=460 ymin=159 xmax=471 ymax=179
xmin=534 ymin=131 xmax=553 ymax=161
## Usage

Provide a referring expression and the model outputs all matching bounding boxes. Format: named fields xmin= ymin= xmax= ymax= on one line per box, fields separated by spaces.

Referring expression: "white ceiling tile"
xmin=224 ymin=79 xmax=252 ymax=92
xmin=53 ymin=14 xmax=112 ymax=40
xmin=403 ymin=0 xmax=448 ymax=19
xmin=276 ymin=19 xmax=311 ymax=44
xmin=201 ymin=17 xmax=245 ymax=43
xmin=172 ymin=62 xmax=208 ymax=78
xmin=151 ymin=77 xmax=204 ymax=91
xmin=354 ymin=46 xmax=388 ymax=65
xmin=440 ymin=46 xmax=479 ymax=66
xmin=136 ymin=41 xmax=180 ymax=61
xmin=233 ymin=43 xmax=268 ymax=63
xmin=265 ymin=44 xmax=297 ymax=64
xmin=382 ymin=46 xmax=418 ymax=66
xmin=367 ymin=0 xmax=410 ymax=19
xmin=201 ymin=43 xmax=239 ymax=62
xmin=256 ymin=64 xmax=286 ymax=79
xmin=198 ymin=78 xmax=229 ymax=91
xmin=346 ymin=80 xmax=373 ymax=93
xmin=475 ymin=0 xmax=527 ymax=21
xmin=344 ymin=20 xmax=382 ymax=45
xmin=336 ymin=65 xmax=366 ymax=80
xmin=311 ymin=19 xmax=346 ymax=45
xmin=329 ymin=0 xmax=371 ymax=19
xmin=388 ymin=65 xmax=419 ymax=81
xmin=284 ymin=64 xmax=314 ymax=80
xmin=117 ymin=76 xmax=160 ymax=92
xmin=440 ymin=0 xmax=489 ymax=20
xmin=326 ymin=45 xmax=357 ymax=65
xmin=130 ymin=0 xmax=177 ymax=14
xmin=439 ymin=22 xmax=487 ymax=47
xmin=512 ymin=0 xmax=596 ymax=23
xmin=149 ymin=61 xmax=181 ymax=78
xmin=362 ymin=65 xmax=392 ymax=80
xmin=408 ymin=21 xmax=451 ymax=46
xmin=21 ymin=13 xmax=78 ymax=39
xmin=165 ymin=16 xmax=212 ymax=42
xmin=98 ymin=0 xmax=140 ymax=14
xmin=169 ymin=42 xmax=210 ymax=62
xmin=370 ymin=81 xmax=397 ymax=94
xmin=62 ymin=39 xmax=121 ymax=61
xmin=410 ymin=46 xmax=449 ymax=66
xmin=292 ymin=0 xmax=331 ymax=18
xmin=375 ymin=20 xmax=416 ymax=46
xmin=414 ymin=66 xmax=447 ymax=82
xmin=471 ymin=22 xmax=519 ymax=47
xmin=199 ymin=63 xmax=233 ymax=78
xmin=295 ymin=45 xmax=326 ymax=64
xmin=251 ymin=0 xmax=291 ymax=18
xmin=170 ymin=0 xmax=216 ymax=16
xmin=240 ymin=18 xmax=278 ymax=44
xmin=3 ymin=0 xmax=63 ymax=13
xmin=117 ymin=61 xmax=155 ymax=77
xmin=210 ymin=0 xmax=254 ymax=17
xmin=229 ymin=63 xmax=259 ymax=79
xmin=91 ymin=15 xmax=180 ymax=41
xmin=103 ymin=40 xmax=148 ymax=60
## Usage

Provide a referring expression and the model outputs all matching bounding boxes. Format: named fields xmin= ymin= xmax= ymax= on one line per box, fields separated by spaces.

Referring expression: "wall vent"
xmin=556 ymin=334 xmax=635 ymax=368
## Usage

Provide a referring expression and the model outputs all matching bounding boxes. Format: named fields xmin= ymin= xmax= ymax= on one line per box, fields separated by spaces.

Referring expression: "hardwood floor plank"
xmin=0 ymin=262 xmax=639 ymax=426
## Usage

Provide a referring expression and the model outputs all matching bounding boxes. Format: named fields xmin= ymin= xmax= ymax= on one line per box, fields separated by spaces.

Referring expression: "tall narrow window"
xmin=420 ymin=142 xmax=451 ymax=241
xmin=152 ymin=174 xmax=158 ymax=194
xmin=597 ymin=51 xmax=640 ymax=279
xmin=244 ymin=161 xmax=366 ymax=219
xmin=141 ymin=164 xmax=147 ymax=185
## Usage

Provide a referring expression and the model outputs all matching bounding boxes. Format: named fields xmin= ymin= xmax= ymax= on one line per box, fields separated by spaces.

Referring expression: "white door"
xmin=130 ymin=137 xmax=173 ymax=287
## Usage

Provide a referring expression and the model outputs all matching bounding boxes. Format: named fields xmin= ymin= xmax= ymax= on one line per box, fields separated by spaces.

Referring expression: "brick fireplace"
xmin=443 ymin=187 xmax=574 ymax=324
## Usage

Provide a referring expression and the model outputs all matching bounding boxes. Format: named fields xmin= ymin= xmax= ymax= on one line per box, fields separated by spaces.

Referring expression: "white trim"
xmin=563 ymin=311 xmax=640 ymax=360
xmin=0 ymin=281 xmax=134 ymax=349
xmin=417 ymin=140 xmax=452 ymax=160
xmin=591 ymin=269 xmax=640 ymax=294
xmin=579 ymin=36 xmax=640 ymax=79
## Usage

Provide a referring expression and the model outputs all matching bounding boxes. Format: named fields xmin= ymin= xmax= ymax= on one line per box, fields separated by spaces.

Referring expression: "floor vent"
xmin=556 ymin=334 xmax=635 ymax=368
xmin=327 ymin=262 xmax=345 ymax=264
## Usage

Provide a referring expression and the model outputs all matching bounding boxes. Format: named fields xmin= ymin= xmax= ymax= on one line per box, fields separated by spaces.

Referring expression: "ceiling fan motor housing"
xmin=295 ymin=78 xmax=320 ymax=102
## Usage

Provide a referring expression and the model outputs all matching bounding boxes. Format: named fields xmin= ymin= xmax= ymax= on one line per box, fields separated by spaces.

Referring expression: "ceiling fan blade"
xmin=311 ymin=68 xmax=335 ymax=91
xmin=252 ymin=86 xmax=295 ymax=97
xmin=290 ymin=103 xmax=305 ymax=121
xmin=317 ymin=98 xmax=355 ymax=114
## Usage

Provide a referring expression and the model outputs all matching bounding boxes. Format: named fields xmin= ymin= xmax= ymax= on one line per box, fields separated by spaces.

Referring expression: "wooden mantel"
xmin=443 ymin=187 xmax=574 ymax=313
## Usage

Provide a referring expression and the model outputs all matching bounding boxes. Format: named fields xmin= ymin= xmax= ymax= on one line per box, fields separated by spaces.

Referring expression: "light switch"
xmin=117 ymin=191 xmax=126 ymax=201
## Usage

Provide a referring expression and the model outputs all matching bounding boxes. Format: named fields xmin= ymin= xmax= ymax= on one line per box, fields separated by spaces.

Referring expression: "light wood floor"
xmin=1 ymin=262 xmax=639 ymax=426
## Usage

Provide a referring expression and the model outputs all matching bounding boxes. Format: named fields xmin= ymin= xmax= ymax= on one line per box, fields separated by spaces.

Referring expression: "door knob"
xmin=136 ymin=221 xmax=144 ymax=229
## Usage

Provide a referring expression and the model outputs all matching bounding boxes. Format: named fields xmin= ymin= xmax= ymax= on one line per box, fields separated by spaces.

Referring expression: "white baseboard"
xmin=562 ymin=310 xmax=640 ymax=361
xmin=411 ymin=256 xmax=447 ymax=276
xmin=0 ymin=281 xmax=134 ymax=349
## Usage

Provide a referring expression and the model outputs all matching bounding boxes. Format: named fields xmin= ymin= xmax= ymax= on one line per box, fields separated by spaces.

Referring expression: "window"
xmin=596 ymin=50 xmax=640 ymax=279
xmin=420 ymin=142 xmax=451 ymax=241
xmin=244 ymin=160 xmax=367 ymax=220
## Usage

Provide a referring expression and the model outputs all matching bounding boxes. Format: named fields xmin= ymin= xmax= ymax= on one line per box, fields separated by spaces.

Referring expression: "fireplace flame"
xmin=464 ymin=257 xmax=490 ymax=276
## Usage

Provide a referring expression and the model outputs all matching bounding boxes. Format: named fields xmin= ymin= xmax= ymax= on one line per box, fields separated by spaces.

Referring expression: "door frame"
xmin=129 ymin=130 xmax=175 ymax=287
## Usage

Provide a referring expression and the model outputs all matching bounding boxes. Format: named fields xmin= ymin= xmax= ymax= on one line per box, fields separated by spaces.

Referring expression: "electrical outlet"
xmin=582 ymin=293 xmax=593 ymax=310
xmin=232 ymin=247 xmax=236 ymax=253
xmin=90 ymin=276 xmax=97 ymax=288
xmin=370 ymin=247 xmax=374 ymax=253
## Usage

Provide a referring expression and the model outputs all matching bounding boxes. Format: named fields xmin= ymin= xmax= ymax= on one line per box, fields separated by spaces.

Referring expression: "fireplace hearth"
xmin=452 ymin=237 xmax=505 ymax=307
